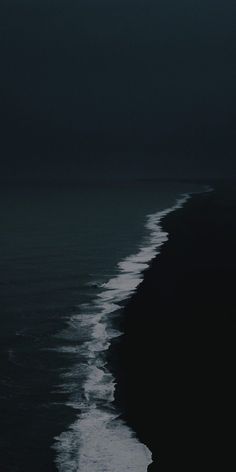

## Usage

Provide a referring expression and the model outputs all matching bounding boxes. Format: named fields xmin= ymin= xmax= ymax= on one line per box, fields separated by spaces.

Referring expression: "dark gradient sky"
xmin=0 ymin=1 xmax=236 ymax=180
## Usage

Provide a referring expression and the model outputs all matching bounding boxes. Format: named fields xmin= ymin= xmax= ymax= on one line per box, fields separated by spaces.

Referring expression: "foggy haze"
xmin=0 ymin=1 xmax=235 ymax=180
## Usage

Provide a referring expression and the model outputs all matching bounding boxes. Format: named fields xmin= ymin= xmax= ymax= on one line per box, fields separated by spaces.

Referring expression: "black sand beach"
xmin=109 ymin=182 xmax=236 ymax=471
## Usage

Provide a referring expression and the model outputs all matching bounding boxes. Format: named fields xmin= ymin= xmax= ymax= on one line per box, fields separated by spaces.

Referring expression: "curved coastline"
xmin=54 ymin=192 xmax=192 ymax=472
xmin=109 ymin=183 xmax=236 ymax=471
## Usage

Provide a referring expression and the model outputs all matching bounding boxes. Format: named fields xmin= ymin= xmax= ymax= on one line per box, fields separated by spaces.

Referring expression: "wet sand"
xmin=109 ymin=182 xmax=236 ymax=471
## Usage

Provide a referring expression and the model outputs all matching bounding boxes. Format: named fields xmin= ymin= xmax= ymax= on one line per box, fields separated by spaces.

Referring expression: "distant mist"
xmin=1 ymin=1 xmax=235 ymax=181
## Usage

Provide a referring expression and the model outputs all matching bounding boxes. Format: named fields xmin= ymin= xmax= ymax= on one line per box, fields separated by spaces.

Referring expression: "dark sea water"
xmin=0 ymin=180 xmax=202 ymax=472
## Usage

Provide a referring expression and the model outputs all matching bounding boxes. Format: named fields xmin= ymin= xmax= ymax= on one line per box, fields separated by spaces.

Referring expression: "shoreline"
xmin=108 ymin=182 xmax=236 ymax=471
xmin=53 ymin=190 xmax=192 ymax=472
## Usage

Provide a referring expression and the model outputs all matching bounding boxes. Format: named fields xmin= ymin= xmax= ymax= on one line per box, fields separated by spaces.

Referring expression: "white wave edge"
xmin=53 ymin=193 xmax=191 ymax=472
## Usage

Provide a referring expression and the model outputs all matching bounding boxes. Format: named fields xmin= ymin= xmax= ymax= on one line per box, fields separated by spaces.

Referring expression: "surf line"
xmin=54 ymin=193 xmax=191 ymax=472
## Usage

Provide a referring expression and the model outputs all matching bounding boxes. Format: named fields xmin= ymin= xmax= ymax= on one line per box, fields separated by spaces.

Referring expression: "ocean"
xmin=0 ymin=180 xmax=202 ymax=471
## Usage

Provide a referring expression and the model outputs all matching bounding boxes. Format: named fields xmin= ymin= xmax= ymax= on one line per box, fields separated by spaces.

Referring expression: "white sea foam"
xmin=54 ymin=193 xmax=191 ymax=472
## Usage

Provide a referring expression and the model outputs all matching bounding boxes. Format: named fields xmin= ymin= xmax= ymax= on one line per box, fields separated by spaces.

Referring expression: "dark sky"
xmin=0 ymin=0 xmax=236 ymax=180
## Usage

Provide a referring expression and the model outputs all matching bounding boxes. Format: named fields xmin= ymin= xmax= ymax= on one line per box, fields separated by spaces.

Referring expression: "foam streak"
xmin=54 ymin=194 xmax=191 ymax=472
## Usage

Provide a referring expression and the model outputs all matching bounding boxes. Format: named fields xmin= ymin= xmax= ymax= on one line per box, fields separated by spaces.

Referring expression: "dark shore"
xmin=109 ymin=182 xmax=236 ymax=471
